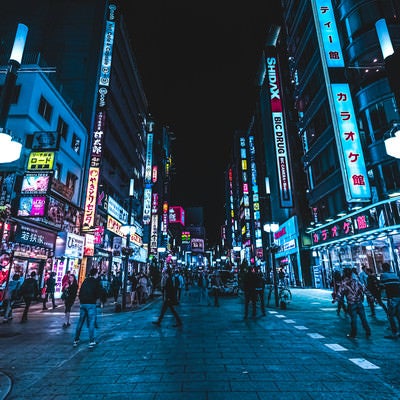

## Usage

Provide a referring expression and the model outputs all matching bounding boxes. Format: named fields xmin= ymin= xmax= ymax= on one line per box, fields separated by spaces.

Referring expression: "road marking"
xmin=307 ymin=333 xmax=325 ymax=339
xmin=349 ymin=358 xmax=380 ymax=370
xmin=275 ymin=315 xmax=286 ymax=318
xmin=294 ymin=326 xmax=308 ymax=330
xmin=284 ymin=319 xmax=296 ymax=324
xmin=311 ymin=302 xmax=320 ymax=305
xmin=320 ymin=308 xmax=336 ymax=311
xmin=325 ymin=343 xmax=348 ymax=352
xmin=268 ymin=311 xmax=278 ymax=314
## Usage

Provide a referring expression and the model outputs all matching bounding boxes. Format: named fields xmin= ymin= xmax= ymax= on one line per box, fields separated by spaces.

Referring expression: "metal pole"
xmin=271 ymin=234 xmax=279 ymax=307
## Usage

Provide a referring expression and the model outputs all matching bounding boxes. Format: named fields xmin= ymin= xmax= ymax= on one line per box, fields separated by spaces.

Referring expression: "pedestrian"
xmin=73 ymin=268 xmax=102 ymax=348
xmin=43 ymin=271 xmax=57 ymax=310
xmin=255 ymin=268 xmax=266 ymax=316
xmin=278 ymin=268 xmax=286 ymax=287
xmin=379 ymin=262 xmax=400 ymax=339
xmin=61 ymin=273 xmax=78 ymax=328
xmin=2 ymin=273 xmax=20 ymax=323
xmin=210 ymin=271 xmax=223 ymax=307
xmin=110 ymin=273 xmax=121 ymax=303
xmin=152 ymin=267 xmax=182 ymax=327
xmin=175 ymin=269 xmax=185 ymax=302
xmin=243 ymin=267 xmax=258 ymax=319
xmin=19 ymin=271 xmax=39 ymax=323
xmin=129 ymin=273 xmax=138 ymax=306
xmin=137 ymin=272 xmax=148 ymax=304
xmin=61 ymin=270 xmax=70 ymax=291
xmin=332 ymin=270 xmax=347 ymax=316
xmin=199 ymin=270 xmax=210 ymax=306
xmin=366 ymin=267 xmax=388 ymax=317
xmin=336 ymin=267 xmax=371 ymax=339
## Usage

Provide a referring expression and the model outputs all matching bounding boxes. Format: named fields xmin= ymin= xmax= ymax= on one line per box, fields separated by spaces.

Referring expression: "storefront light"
xmin=384 ymin=128 xmax=400 ymax=159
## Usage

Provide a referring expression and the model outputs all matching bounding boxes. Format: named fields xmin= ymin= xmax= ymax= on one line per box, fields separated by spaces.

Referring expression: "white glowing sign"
xmin=331 ymin=83 xmax=370 ymax=201
xmin=266 ymin=54 xmax=293 ymax=207
xmin=145 ymin=133 xmax=154 ymax=183
xmin=314 ymin=0 xmax=344 ymax=68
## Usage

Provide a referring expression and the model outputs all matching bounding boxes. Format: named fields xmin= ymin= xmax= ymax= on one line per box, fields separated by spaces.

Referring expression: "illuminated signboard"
xmin=107 ymin=196 xmax=128 ymax=224
xmin=191 ymin=238 xmax=204 ymax=253
xmin=182 ymin=231 xmax=191 ymax=244
xmin=152 ymin=166 xmax=158 ymax=183
xmin=331 ymin=83 xmax=370 ymax=201
xmin=107 ymin=215 xmax=124 ymax=236
xmin=266 ymin=51 xmax=293 ymax=207
xmin=150 ymin=214 xmax=159 ymax=255
xmin=32 ymin=131 xmax=60 ymax=151
xmin=21 ymin=173 xmax=50 ymax=195
xmin=142 ymin=187 xmax=152 ymax=225
xmin=99 ymin=7 xmax=116 ymax=86
xmin=151 ymin=193 xmax=159 ymax=214
xmin=145 ymin=133 xmax=154 ymax=183
xmin=64 ymin=232 xmax=85 ymax=258
xmin=47 ymin=196 xmax=65 ymax=226
xmin=162 ymin=201 xmax=168 ymax=233
xmin=27 ymin=152 xmax=55 ymax=171
xmin=17 ymin=196 xmax=46 ymax=216
xmin=312 ymin=0 xmax=370 ymax=202
xmin=84 ymin=234 xmax=95 ymax=256
xmin=314 ymin=0 xmax=344 ymax=68
xmin=83 ymin=168 xmax=99 ymax=229
xmin=169 ymin=206 xmax=185 ymax=226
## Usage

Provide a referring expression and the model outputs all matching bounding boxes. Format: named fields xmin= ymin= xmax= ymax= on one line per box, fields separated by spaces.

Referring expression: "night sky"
xmin=122 ymin=1 xmax=282 ymax=246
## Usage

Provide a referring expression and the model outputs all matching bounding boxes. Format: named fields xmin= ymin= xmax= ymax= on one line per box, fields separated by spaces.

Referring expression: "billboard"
xmin=169 ymin=206 xmax=185 ymax=226
xmin=17 ymin=196 xmax=46 ymax=217
xmin=21 ymin=173 xmax=50 ymax=195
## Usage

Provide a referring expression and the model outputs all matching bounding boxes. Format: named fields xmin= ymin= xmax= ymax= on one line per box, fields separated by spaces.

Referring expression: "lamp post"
xmin=263 ymin=222 xmax=279 ymax=307
xmin=120 ymin=178 xmax=135 ymax=311
xmin=0 ymin=24 xmax=28 ymax=164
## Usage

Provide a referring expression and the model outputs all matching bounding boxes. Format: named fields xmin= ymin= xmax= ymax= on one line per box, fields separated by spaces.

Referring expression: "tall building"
xmin=0 ymin=1 xmax=150 ymax=292
xmin=281 ymin=0 xmax=400 ymax=286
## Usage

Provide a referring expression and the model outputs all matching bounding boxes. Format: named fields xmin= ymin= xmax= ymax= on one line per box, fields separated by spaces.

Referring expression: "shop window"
xmin=54 ymin=163 xmax=62 ymax=180
xmin=66 ymin=172 xmax=78 ymax=193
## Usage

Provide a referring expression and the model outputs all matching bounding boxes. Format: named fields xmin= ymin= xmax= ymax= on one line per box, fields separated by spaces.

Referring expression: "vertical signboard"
xmin=265 ymin=49 xmax=293 ymax=207
xmin=312 ymin=0 xmax=370 ymax=202
xmin=82 ymin=4 xmax=117 ymax=230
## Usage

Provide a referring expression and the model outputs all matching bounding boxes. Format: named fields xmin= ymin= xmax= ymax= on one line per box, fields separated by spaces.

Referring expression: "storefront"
xmin=274 ymin=216 xmax=303 ymax=287
xmin=310 ymin=197 xmax=400 ymax=288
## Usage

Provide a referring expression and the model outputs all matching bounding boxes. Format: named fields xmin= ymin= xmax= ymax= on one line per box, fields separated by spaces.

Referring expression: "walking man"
xmin=19 ymin=271 xmax=39 ymax=323
xmin=73 ymin=268 xmax=102 ymax=348
xmin=152 ymin=267 xmax=182 ymax=327
xmin=380 ymin=262 xmax=400 ymax=339
xmin=337 ymin=267 xmax=371 ymax=339
xmin=255 ymin=268 xmax=266 ymax=316
xmin=243 ymin=267 xmax=258 ymax=319
xmin=43 ymin=271 xmax=57 ymax=310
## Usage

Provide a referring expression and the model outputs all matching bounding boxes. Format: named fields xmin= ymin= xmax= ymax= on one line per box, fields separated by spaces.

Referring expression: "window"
xmin=66 ymin=172 xmax=78 ymax=193
xmin=71 ymin=133 xmax=81 ymax=154
xmin=38 ymin=95 xmax=53 ymax=122
xmin=57 ymin=117 xmax=69 ymax=140
xmin=54 ymin=163 xmax=62 ymax=180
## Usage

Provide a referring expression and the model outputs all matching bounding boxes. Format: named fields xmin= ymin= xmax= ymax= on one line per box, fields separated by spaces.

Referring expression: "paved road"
xmin=0 ymin=287 xmax=399 ymax=400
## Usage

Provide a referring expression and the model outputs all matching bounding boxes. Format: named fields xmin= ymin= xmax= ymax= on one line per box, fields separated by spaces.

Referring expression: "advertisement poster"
xmin=17 ymin=196 xmax=46 ymax=216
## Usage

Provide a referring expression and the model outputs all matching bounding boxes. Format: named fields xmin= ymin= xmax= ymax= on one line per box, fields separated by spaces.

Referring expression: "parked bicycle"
xmin=267 ymin=283 xmax=292 ymax=309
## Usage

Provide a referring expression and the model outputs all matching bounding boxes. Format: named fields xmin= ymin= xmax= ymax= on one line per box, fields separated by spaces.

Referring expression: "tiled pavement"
xmin=0 ymin=286 xmax=399 ymax=400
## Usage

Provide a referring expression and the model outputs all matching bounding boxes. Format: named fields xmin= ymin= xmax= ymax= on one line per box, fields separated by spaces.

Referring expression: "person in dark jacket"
xmin=366 ymin=267 xmax=388 ymax=316
xmin=73 ymin=268 xmax=102 ymax=348
xmin=62 ymin=273 xmax=78 ymax=328
xmin=255 ymin=269 xmax=266 ymax=316
xmin=19 ymin=271 xmax=39 ymax=323
xmin=152 ymin=267 xmax=182 ymax=327
xmin=243 ymin=267 xmax=258 ymax=319
xmin=43 ymin=271 xmax=57 ymax=310
xmin=380 ymin=262 xmax=400 ymax=339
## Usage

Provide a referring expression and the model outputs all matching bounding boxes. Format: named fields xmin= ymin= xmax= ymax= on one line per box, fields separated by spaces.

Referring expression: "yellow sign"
xmin=27 ymin=152 xmax=55 ymax=171
xmin=82 ymin=168 xmax=99 ymax=229
xmin=107 ymin=215 xmax=124 ymax=237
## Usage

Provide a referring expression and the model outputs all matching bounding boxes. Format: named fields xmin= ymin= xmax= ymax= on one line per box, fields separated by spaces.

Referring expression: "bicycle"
xmin=267 ymin=283 xmax=292 ymax=309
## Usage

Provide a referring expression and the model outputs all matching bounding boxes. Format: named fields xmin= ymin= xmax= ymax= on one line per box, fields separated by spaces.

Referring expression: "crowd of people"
xmin=332 ymin=262 xmax=400 ymax=339
xmin=2 ymin=259 xmax=400 ymax=346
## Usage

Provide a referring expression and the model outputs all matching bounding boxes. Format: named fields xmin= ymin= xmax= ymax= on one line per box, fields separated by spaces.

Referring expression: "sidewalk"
xmin=1 ymin=287 xmax=399 ymax=399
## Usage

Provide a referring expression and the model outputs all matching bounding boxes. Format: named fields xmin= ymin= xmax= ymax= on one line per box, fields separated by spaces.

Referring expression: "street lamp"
xmin=0 ymin=24 xmax=28 ymax=164
xmin=263 ymin=222 xmax=279 ymax=307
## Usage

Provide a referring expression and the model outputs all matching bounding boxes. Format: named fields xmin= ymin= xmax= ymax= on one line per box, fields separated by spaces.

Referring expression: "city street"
xmin=0 ymin=287 xmax=399 ymax=400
